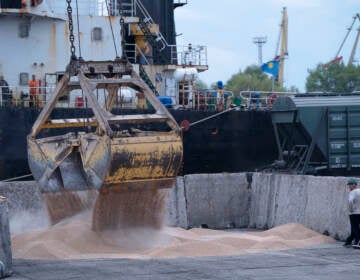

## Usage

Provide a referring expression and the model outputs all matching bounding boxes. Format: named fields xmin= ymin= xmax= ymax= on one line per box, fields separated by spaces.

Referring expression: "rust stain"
xmin=104 ymin=135 xmax=183 ymax=187
xmin=102 ymin=178 xmax=176 ymax=193
xmin=48 ymin=23 xmax=57 ymax=68
xmin=1 ymin=8 xmax=27 ymax=13
xmin=85 ymin=135 xmax=110 ymax=167
xmin=101 ymin=16 xmax=117 ymax=23
xmin=64 ymin=23 xmax=69 ymax=37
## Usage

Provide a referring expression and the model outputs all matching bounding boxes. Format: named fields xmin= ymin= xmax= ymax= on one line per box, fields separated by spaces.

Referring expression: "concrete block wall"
xmin=166 ymin=173 xmax=250 ymax=229
xmin=167 ymin=172 xmax=352 ymax=240
xmin=0 ymin=173 xmax=353 ymax=242
xmin=0 ymin=181 xmax=49 ymax=235
xmin=249 ymin=173 xmax=350 ymax=240
xmin=0 ymin=197 xmax=12 ymax=278
xmin=183 ymin=173 xmax=250 ymax=229
xmin=0 ymin=181 xmax=43 ymax=215
xmin=166 ymin=177 xmax=188 ymax=228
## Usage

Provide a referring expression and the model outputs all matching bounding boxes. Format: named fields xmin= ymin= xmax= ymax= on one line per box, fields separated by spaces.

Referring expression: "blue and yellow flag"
xmin=260 ymin=60 xmax=279 ymax=77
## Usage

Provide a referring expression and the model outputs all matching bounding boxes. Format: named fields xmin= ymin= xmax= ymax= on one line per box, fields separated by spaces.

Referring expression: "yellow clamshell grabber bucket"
xmin=27 ymin=59 xmax=183 ymax=193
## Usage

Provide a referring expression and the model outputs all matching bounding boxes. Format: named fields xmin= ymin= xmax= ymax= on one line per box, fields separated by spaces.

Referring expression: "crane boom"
xmin=334 ymin=15 xmax=357 ymax=60
xmin=278 ymin=7 xmax=288 ymax=89
xmin=348 ymin=27 xmax=360 ymax=65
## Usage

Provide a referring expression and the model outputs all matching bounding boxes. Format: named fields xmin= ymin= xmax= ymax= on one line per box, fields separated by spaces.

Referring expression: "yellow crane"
xmin=275 ymin=7 xmax=288 ymax=89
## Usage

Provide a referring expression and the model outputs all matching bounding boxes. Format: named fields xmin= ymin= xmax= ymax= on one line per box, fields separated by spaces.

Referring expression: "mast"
xmin=278 ymin=7 xmax=288 ymax=89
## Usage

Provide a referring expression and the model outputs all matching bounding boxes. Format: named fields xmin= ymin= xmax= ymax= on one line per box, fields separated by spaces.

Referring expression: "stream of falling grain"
xmin=92 ymin=189 xmax=168 ymax=232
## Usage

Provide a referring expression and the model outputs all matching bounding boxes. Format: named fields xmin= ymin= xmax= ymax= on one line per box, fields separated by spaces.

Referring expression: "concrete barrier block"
xmin=0 ymin=181 xmax=49 ymax=235
xmin=184 ymin=173 xmax=249 ymax=229
xmin=0 ymin=197 xmax=12 ymax=278
xmin=303 ymin=176 xmax=349 ymax=240
xmin=166 ymin=177 xmax=188 ymax=228
xmin=250 ymin=173 xmax=352 ymax=240
xmin=0 ymin=181 xmax=43 ymax=214
xmin=271 ymin=174 xmax=308 ymax=227
xmin=248 ymin=173 xmax=276 ymax=229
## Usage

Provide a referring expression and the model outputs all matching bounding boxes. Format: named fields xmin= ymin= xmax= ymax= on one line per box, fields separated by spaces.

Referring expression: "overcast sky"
xmin=174 ymin=0 xmax=359 ymax=91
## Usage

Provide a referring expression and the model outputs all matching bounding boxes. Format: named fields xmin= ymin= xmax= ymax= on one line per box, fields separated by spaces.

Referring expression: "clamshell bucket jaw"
xmin=28 ymin=133 xmax=111 ymax=192
xmin=27 ymin=59 xmax=183 ymax=193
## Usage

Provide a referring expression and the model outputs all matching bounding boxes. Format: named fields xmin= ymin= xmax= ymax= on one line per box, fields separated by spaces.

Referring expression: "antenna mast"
xmin=253 ymin=37 xmax=267 ymax=66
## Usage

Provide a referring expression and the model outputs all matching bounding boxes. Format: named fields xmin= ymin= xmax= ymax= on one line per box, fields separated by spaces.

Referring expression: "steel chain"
xmin=66 ymin=0 xmax=76 ymax=60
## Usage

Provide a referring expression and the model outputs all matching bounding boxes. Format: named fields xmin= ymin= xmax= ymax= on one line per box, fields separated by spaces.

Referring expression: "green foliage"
xmin=194 ymin=79 xmax=208 ymax=91
xmin=306 ymin=62 xmax=360 ymax=93
xmin=284 ymin=85 xmax=300 ymax=93
xmin=225 ymin=65 xmax=282 ymax=93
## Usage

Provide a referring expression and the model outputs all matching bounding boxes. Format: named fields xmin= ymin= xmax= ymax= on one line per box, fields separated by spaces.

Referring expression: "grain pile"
xmin=12 ymin=188 xmax=335 ymax=260
xmin=12 ymin=219 xmax=335 ymax=260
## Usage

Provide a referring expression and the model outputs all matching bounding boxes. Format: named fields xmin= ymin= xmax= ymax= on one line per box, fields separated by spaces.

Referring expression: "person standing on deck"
xmin=28 ymin=74 xmax=39 ymax=107
xmin=344 ymin=178 xmax=360 ymax=247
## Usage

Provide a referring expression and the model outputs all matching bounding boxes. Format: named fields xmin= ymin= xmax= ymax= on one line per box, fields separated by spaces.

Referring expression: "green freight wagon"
xmin=271 ymin=93 xmax=360 ymax=174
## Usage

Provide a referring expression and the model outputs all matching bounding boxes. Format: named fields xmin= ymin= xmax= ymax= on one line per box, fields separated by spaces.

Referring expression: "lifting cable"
xmin=75 ymin=0 xmax=82 ymax=58
xmin=105 ymin=0 xmax=119 ymax=58
xmin=66 ymin=0 xmax=77 ymax=60
xmin=1 ymin=174 xmax=33 ymax=182
xmin=180 ymin=106 xmax=239 ymax=132
xmin=118 ymin=0 xmax=129 ymax=60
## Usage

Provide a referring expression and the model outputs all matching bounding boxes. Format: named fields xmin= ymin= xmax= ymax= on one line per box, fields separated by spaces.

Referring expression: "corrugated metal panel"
xmin=292 ymin=95 xmax=360 ymax=107
xmin=328 ymin=108 xmax=360 ymax=169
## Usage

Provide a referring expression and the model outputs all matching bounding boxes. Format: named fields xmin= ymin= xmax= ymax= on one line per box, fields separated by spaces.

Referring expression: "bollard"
xmin=0 ymin=196 xmax=12 ymax=278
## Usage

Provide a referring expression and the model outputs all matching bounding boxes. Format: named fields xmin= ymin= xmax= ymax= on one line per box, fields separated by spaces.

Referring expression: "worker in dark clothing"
xmin=0 ymin=75 xmax=10 ymax=106
xmin=343 ymin=178 xmax=360 ymax=247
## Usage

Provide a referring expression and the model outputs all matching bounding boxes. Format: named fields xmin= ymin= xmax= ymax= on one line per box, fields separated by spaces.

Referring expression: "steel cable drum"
xmin=27 ymin=60 xmax=183 ymax=193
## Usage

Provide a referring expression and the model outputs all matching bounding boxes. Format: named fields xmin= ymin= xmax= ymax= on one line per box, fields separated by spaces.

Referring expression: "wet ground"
xmin=10 ymin=242 xmax=360 ymax=280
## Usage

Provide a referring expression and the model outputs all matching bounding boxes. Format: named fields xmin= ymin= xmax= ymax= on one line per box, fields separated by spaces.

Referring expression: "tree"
xmin=194 ymin=79 xmax=208 ymax=91
xmin=225 ymin=65 xmax=282 ymax=93
xmin=306 ymin=62 xmax=360 ymax=93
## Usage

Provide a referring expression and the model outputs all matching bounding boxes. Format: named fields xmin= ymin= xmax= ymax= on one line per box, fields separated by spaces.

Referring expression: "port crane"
xmin=328 ymin=13 xmax=360 ymax=66
xmin=27 ymin=0 xmax=183 ymax=196
xmin=275 ymin=7 xmax=288 ymax=89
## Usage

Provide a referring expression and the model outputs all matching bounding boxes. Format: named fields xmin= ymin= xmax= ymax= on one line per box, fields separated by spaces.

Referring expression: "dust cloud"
xmin=11 ymin=189 xmax=335 ymax=260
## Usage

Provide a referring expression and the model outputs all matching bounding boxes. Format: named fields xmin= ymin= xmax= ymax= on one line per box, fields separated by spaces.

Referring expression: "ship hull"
xmin=0 ymin=108 xmax=277 ymax=180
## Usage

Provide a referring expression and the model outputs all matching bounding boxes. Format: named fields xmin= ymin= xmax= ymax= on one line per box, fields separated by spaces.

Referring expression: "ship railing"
xmin=1 ymin=85 xmax=239 ymax=111
xmin=172 ymin=44 xmax=208 ymax=66
xmin=118 ymin=0 xmax=136 ymax=17
xmin=0 ymin=85 xmax=52 ymax=108
xmin=174 ymin=90 xmax=234 ymax=111
xmin=239 ymin=90 xmax=296 ymax=111
xmin=174 ymin=0 xmax=188 ymax=6
xmin=125 ymin=42 xmax=207 ymax=67
xmin=0 ymin=85 xmax=138 ymax=109
xmin=42 ymin=0 xmax=113 ymax=16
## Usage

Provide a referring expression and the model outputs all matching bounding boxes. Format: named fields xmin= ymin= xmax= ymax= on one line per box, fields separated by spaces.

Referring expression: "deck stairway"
xmin=139 ymin=64 xmax=159 ymax=96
